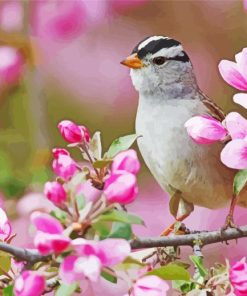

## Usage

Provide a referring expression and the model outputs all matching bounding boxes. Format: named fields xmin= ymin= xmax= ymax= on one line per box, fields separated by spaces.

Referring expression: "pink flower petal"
xmin=97 ymin=239 xmax=131 ymax=266
xmin=221 ymin=138 xmax=247 ymax=169
xmin=112 ymin=149 xmax=140 ymax=175
xmin=59 ymin=255 xmax=82 ymax=284
xmin=224 ymin=112 xmax=247 ymax=139
xmin=74 ymin=255 xmax=101 ymax=282
xmin=233 ymin=93 xmax=247 ymax=109
xmin=133 ymin=275 xmax=169 ymax=296
xmin=34 ymin=232 xmax=70 ymax=255
xmin=31 ymin=212 xmax=63 ymax=234
xmin=218 ymin=60 xmax=247 ymax=91
xmin=76 ymin=180 xmax=101 ymax=203
xmin=237 ymin=48 xmax=247 ymax=81
xmin=14 ymin=271 xmax=45 ymax=296
xmin=185 ymin=115 xmax=227 ymax=144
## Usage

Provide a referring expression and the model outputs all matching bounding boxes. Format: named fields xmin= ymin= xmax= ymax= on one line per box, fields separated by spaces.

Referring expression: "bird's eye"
xmin=153 ymin=56 xmax=166 ymax=65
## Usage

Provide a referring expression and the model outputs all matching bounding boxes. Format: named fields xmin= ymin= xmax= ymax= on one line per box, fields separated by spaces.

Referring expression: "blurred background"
xmin=0 ymin=0 xmax=247 ymax=287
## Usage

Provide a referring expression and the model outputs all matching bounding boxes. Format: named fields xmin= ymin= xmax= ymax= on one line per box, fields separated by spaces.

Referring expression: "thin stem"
xmin=79 ymin=145 xmax=101 ymax=179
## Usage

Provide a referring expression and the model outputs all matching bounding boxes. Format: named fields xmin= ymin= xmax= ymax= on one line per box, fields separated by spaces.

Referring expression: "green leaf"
xmin=89 ymin=131 xmax=102 ymax=160
xmin=93 ymin=210 xmax=144 ymax=225
xmin=55 ymin=283 xmax=77 ymax=296
xmin=92 ymin=221 xmax=111 ymax=238
xmin=101 ymin=270 xmax=117 ymax=284
xmin=93 ymin=159 xmax=112 ymax=169
xmin=233 ymin=169 xmax=247 ymax=195
xmin=0 ymin=252 xmax=11 ymax=275
xmin=3 ymin=285 xmax=14 ymax=296
xmin=50 ymin=209 xmax=67 ymax=224
xmin=146 ymin=263 xmax=191 ymax=281
xmin=190 ymin=255 xmax=208 ymax=278
xmin=76 ymin=194 xmax=86 ymax=210
xmin=108 ymin=222 xmax=132 ymax=239
xmin=122 ymin=256 xmax=146 ymax=267
xmin=106 ymin=134 xmax=139 ymax=158
xmin=173 ymin=280 xmax=194 ymax=293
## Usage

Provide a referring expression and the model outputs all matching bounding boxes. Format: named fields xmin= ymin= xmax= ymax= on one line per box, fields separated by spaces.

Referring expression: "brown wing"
xmin=198 ymin=89 xmax=225 ymax=122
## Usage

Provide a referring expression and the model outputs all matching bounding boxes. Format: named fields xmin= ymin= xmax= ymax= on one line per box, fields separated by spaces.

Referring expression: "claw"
xmin=221 ymin=214 xmax=243 ymax=236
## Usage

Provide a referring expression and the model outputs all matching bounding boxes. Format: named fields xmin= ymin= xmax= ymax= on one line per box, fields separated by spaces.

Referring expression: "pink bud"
xmin=230 ymin=258 xmax=247 ymax=296
xmin=112 ymin=149 xmax=140 ymax=175
xmin=31 ymin=212 xmax=70 ymax=255
xmin=52 ymin=147 xmax=70 ymax=158
xmin=58 ymin=120 xmax=84 ymax=143
xmin=0 ymin=208 xmax=11 ymax=242
xmin=131 ymin=275 xmax=169 ymax=296
xmin=44 ymin=181 xmax=67 ymax=206
xmin=104 ymin=171 xmax=138 ymax=204
xmin=184 ymin=115 xmax=227 ymax=144
xmin=80 ymin=125 xmax=90 ymax=143
xmin=34 ymin=232 xmax=71 ymax=255
xmin=14 ymin=271 xmax=45 ymax=296
xmin=76 ymin=180 xmax=101 ymax=203
xmin=52 ymin=154 xmax=77 ymax=180
xmin=0 ymin=46 xmax=24 ymax=85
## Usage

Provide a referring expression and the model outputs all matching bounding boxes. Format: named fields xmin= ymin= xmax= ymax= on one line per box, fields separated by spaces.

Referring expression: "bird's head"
xmin=121 ymin=36 xmax=196 ymax=94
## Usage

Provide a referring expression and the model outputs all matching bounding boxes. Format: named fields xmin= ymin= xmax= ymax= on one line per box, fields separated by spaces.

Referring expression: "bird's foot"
xmin=160 ymin=214 xmax=189 ymax=236
xmin=221 ymin=214 xmax=243 ymax=235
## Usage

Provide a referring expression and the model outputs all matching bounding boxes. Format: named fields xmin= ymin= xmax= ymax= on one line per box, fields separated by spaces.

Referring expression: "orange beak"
xmin=120 ymin=53 xmax=144 ymax=69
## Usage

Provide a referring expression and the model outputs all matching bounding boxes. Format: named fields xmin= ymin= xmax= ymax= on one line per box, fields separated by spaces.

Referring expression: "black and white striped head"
xmin=121 ymin=36 xmax=195 ymax=94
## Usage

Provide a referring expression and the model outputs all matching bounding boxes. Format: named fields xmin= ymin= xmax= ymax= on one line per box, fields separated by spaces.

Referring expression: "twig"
xmin=130 ymin=225 xmax=247 ymax=249
xmin=0 ymin=243 xmax=50 ymax=264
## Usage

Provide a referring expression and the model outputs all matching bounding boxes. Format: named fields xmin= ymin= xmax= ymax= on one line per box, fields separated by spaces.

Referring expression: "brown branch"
xmin=0 ymin=243 xmax=50 ymax=264
xmin=130 ymin=225 xmax=247 ymax=249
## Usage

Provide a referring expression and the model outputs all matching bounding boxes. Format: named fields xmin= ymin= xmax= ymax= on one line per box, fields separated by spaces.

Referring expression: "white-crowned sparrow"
xmin=121 ymin=35 xmax=246 ymax=233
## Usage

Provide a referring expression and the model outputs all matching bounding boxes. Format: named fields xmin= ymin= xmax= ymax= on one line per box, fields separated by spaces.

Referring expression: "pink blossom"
xmin=130 ymin=275 xmax=169 ymax=296
xmin=104 ymin=171 xmax=138 ymax=204
xmin=0 ymin=1 xmax=23 ymax=32
xmin=112 ymin=149 xmax=140 ymax=175
xmin=80 ymin=125 xmax=90 ymax=143
xmin=184 ymin=115 xmax=227 ymax=144
xmin=42 ymin=0 xmax=86 ymax=41
xmin=31 ymin=212 xmax=70 ymax=255
xmin=224 ymin=112 xmax=247 ymax=139
xmin=14 ymin=271 xmax=45 ymax=296
xmin=73 ymin=238 xmax=131 ymax=266
xmin=0 ymin=208 xmax=11 ymax=241
xmin=52 ymin=153 xmax=77 ymax=180
xmin=221 ymin=137 xmax=247 ymax=169
xmin=230 ymin=258 xmax=247 ymax=296
xmin=76 ymin=180 xmax=101 ymax=203
xmin=60 ymin=254 xmax=101 ymax=284
xmin=219 ymin=48 xmax=247 ymax=108
xmin=0 ymin=46 xmax=24 ymax=85
xmin=60 ymin=238 xmax=130 ymax=284
xmin=44 ymin=181 xmax=67 ymax=206
xmin=58 ymin=120 xmax=88 ymax=143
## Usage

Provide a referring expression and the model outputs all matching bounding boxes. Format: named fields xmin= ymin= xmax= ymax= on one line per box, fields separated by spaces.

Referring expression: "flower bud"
xmin=0 ymin=208 xmax=11 ymax=242
xmin=58 ymin=120 xmax=85 ymax=143
xmin=52 ymin=147 xmax=70 ymax=158
xmin=131 ymin=275 xmax=169 ymax=296
xmin=112 ymin=149 xmax=140 ymax=175
xmin=44 ymin=181 xmax=67 ymax=206
xmin=52 ymin=153 xmax=77 ymax=180
xmin=104 ymin=171 xmax=138 ymax=204
xmin=14 ymin=271 xmax=45 ymax=296
xmin=185 ymin=115 xmax=227 ymax=144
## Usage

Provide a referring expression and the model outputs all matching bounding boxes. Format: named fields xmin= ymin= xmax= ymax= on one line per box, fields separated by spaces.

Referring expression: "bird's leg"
xmin=223 ymin=194 xmax=240 ymax=230
xmin=160 ymin=214 xmax=189 ymax=236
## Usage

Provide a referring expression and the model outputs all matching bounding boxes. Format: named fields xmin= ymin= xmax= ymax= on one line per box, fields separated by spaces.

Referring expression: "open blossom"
xmin=44 ymin=181 xmax=67 ymax=206
xmin=14 ymin=271 xmax=45 ymax=296
xmin=31 ymin=212 xmax=70 ymax=255
xmin=112 ymin=149 xmax=140 ymax=175
xmin=219 ymin=48 xmax=247 ymax=109
xmin=221 ymin=112 xmax=247 ymax=169
xmin=0 ymin=46 xmax=24 ymax=85
xmin=104 ymin=170 xmax=138 ymax=204
xmin=58 ymin=120 xmax=90 ymax=144
xmin=52 ymin=149 xmax=77 ymax=180
xmin=60 ymin=238 xmax=130 ymax=284
xmin=185 ymin=115 xmax=227 ymax=144
xmin=229 ymin=258 xmax=247 ymax=296
xmin=0 ymin=208 xmax=12 ymax=241
xmin=129 ymin=275 xmax=169 ymax=296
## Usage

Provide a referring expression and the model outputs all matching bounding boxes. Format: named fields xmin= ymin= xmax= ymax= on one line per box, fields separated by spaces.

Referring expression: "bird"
xmin=120 ymin=35 xmax=246 ymax=235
